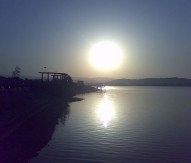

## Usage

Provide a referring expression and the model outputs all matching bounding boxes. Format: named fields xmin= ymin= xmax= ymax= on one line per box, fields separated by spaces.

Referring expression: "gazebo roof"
xmin=38 ymin=72 xmax=68 ymax=75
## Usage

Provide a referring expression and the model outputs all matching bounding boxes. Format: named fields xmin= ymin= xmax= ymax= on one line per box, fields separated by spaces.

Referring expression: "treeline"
xmin=0 ymin=76 xmax=97 ymax=98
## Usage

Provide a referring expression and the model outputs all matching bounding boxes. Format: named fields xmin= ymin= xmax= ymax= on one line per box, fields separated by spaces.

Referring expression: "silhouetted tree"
xmin=12 ymin=66 xmax=21 ymax=78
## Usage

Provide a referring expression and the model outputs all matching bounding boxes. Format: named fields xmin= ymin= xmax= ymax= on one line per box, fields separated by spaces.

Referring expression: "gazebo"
xmin=38 ymin=72 xmax=72 ymax=82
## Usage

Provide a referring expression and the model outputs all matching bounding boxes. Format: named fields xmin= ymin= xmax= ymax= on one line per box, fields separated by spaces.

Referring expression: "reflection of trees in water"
xmin=60 ymin=106 xmax=70 ymax=125
xmin=0 ymin=100 xmax=70 ymax=163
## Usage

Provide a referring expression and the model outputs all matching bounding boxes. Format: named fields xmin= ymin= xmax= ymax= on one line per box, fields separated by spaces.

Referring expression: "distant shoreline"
xmin=105 ymin=85 xmax=191 ymax=87
xmin=105 ymin=78 xmax=191 ymax=87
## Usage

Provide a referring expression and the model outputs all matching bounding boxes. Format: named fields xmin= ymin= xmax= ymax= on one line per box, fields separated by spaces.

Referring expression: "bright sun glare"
xmin=96 ymin=94 xmax=115 ymax=127
xmin=89 ymin=41 xmax=123 ymax=70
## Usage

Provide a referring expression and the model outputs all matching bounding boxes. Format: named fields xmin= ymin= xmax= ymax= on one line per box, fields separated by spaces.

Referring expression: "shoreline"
xmin=0 ymin=85 xmax=97 ymax=141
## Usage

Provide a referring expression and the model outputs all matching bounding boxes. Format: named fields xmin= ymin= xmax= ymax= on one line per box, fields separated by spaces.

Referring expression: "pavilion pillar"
xmin=41 ymin=73 xmax=44 ymax=81
xmin=47 ymin=73 xmax=50 ymax=81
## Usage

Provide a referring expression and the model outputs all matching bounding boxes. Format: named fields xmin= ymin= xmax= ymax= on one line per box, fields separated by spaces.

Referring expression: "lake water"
xmin=30 ymin=86 xmax=191 ymax=163
xmin=1 ymin=86 xmax=191 ymax=162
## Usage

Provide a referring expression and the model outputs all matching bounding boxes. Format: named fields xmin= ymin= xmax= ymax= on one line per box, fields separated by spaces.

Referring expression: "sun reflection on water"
xmin=96 ymin=94 xmax=115 ymax=127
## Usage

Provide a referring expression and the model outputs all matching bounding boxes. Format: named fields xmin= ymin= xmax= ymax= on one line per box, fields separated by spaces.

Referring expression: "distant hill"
xmin=105 ymin=78 xmax=191 ymax=86
xmin=72 ymin=77 xmax=114 ymax=85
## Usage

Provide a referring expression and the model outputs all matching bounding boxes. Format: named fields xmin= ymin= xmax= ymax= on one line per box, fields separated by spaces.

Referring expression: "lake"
xmin=1 ymin=86 xmax=191 ymax=162
xmin=31 ymin=86 xmax=191 ymax=163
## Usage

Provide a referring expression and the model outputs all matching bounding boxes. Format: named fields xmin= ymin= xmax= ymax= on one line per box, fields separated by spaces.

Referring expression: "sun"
xmin=89 ymin=41 xmax=123 ymax=70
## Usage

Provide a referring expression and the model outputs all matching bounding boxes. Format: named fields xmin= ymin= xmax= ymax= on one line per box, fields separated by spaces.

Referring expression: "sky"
xmin=0 ymin=0 xmax=191 ymax=79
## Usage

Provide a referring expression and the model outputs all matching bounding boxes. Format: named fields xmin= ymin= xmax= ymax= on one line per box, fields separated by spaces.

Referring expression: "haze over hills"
xmin=72 ymin=77 xmax=114 ymax=85
xmin=73 ymin=77 xmax=191 ymax=86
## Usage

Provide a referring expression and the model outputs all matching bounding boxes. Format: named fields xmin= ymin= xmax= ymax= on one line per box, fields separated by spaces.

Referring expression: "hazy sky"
xmin=0 ymin=0 xmax=191 ymax=78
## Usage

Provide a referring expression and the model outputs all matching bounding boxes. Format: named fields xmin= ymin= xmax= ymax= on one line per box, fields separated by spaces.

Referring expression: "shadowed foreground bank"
xmin=0 ymin=99 xmax=70 ymax=163
xmin=0 ymin=76 xmax=97 ymax=141
xmin=0 ymin=75 xmax=97 ymax=162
